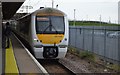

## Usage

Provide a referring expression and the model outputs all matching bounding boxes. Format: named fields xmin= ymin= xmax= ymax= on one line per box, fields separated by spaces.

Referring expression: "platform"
xmin=4 ymin=33 xmax=48 ymax=74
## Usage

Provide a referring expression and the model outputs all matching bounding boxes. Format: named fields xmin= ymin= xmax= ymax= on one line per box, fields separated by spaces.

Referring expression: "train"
xmin=11 ymin=7 xmax=69 ymax=59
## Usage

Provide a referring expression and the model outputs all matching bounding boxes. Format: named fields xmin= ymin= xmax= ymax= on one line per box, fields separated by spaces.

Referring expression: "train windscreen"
xmin=36 ymin=16 xmax=65 ymax=34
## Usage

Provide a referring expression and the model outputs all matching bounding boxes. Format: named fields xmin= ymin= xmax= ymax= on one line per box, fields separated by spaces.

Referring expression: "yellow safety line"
xmin=5 ymin=40 xmax=19 ymax=74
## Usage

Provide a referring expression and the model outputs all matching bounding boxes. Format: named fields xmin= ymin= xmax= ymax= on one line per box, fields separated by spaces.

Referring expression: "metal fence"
xmin=69 ymin=26 xmax=120 ymax=63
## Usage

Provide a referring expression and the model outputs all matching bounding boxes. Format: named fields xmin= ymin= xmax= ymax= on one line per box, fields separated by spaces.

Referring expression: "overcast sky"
xmin=17 ymin=0 xmax=120 ymax=23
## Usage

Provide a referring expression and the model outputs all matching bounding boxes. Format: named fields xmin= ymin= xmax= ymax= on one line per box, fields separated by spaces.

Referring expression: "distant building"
xmin=118 ymin=1 xmax=120 ymax=24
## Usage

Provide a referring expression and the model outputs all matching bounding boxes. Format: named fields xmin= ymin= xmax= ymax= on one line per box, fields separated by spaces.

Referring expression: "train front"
xmin=32 ymin=8 xmax=69 ymax=59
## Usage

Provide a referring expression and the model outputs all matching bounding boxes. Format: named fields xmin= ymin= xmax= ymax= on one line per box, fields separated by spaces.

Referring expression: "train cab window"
xmin=36 ymin=16 xmax=65 ymax=34
xmin=36 ymin=17 xmax=49 ymax=33
xmin=51 ymin=16 xmax=65 ymax=33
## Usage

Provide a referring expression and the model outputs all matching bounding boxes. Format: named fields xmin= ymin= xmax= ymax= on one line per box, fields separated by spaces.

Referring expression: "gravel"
xmin=59 ymin=52 xmax=116 ymax=73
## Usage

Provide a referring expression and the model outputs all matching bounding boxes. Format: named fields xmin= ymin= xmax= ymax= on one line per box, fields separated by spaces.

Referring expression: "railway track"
xmin=38 ymin=59 xmax=75 ymax=75
xmin=15 ymin=34 xmax=75 ymax=74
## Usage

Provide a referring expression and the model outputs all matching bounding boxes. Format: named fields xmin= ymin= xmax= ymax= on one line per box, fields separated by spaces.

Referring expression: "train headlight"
xmin=59 ymin=45 xmax=67 ymax=48
xmin=34 ymin=39 xmax=39 ymax=42
xmin=34 ymin=39 xmax=37 ymax=41
xmin=34 ymin=45 xmax=43 ymax=48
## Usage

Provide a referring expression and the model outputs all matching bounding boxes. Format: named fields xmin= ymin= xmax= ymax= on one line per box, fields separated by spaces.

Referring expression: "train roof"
xmin=16 ymin=8 xmax=66 ymax=20
xmin=34 ymin=7 xmax=66 ymax=16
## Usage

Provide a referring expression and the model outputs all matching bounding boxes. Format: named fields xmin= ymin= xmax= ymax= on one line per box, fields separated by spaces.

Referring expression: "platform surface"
xmin=5 ymin=34 xmax=43 ymax=73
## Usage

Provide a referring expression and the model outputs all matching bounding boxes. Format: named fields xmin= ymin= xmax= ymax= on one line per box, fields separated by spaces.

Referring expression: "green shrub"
xmin=68 ymin=47 xmax=81 ymax=56
xmin=68 ymin=47 xmax=95 ymax=62
xmin=107 ymin=64 xmax=120 ymax=71
xmin=68 ymin=47 xmax=76 ymax=53
xmin=79 ymin=51 xmax=95 ymax=61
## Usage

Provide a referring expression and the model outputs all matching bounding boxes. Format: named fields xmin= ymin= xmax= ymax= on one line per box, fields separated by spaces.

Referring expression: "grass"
xmin=111 ymin=64 xmax=120 ymax=71
xmin=79 ymin=51 xmax=95 ymax=61
xmin=106 ymin=64 xmax=120 ymax=71
xmin=68 ymin=47 xmax=78 ymax=55
xmin=69 ymin=21 xmax=120 ymax=26
xmin=68 ymin=46 xmax=95 ymax=62
xmin=68 ymin=46 xmax=120 ymax=72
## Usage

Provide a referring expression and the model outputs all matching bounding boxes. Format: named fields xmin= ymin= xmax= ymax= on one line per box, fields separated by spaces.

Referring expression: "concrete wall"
xmin=69 ymin=26 xmax=120 ymax=63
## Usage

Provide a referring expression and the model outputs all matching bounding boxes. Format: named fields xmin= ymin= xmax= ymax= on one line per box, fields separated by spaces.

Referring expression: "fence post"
xmin=0 ymin=1 xmax=2 ymax=74
xmin=118 ymin=26 xmax=120 ymax=64
xmin=83 ymin=28 xmax=85 ymax=50
xmin=92 ymin=26 xmax=94 ymax=52
xmin=75 ymin=27 xmax=77 ymax=48
xmin=69 ymin=27 xmax=71 ymax=46
xmin=104 ymin=26 xmax=106 ymax=61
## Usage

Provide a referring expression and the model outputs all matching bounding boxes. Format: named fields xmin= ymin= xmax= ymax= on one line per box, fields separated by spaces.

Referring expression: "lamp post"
xmin=52 ymin=0 xmax=54 ymax=8
xmin=74 ymin=9 xmax=76 ymax=26
xmin=99 ymin=15 xmax=101 ymax=25
xmin=109 ymin=17 xmax=111 ymax=24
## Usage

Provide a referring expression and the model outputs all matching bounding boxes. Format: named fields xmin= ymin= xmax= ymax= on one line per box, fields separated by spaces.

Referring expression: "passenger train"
xmin=12 ymin=8 xmax=69 ymax=59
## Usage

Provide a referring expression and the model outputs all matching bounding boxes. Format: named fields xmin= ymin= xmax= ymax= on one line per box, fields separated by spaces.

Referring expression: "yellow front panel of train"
xmin=37 ymin=34 xmax=64 ymax=44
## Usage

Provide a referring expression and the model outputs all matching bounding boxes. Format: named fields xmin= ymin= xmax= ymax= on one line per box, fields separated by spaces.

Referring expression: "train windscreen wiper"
xmin=43 ymin=17 xmax=58 ymax=34
xmin=43 ymin=25 xmax=50 ymax=33
xmin=51 ymin=25 xmax=58 ymax=34
xmin=43 ymin=17 xmax=51 ymax=33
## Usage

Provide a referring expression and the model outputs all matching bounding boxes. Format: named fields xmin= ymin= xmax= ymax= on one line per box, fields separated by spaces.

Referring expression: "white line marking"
xmin=14 ymin=34 xmax=49 ymax=75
